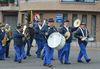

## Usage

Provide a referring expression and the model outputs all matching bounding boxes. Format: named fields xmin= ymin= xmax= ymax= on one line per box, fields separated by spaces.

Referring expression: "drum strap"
xmin=79 ymin=27 xmax=87 ymax=37
xmin=65 ymin=26 xmax=69 ymax=32
xmin=38 ymin=24 xmax=44 ymax=30
xmin=53 ymin=27 xmax=57 ymax=32
xmin=17 ymin=29 xmax=21 ymax=34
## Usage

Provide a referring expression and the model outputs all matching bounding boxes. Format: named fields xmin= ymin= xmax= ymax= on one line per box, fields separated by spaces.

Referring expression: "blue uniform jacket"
xmin=60 ymin=26 xmax=77 ymax=43
xmin=47 ymin=26 xmax=57 ymax=37
xmin=34 ymin=24 xmax=48 ymax=42
xmin=0 ymin=29 xmax=5 ymax=43
xmin=45 ymin=26 xmax=58 ymax=40
xmin=12 ymin=29 xmax=24 ymax=46
xmin=33 ymin=21 xmax=38 ymax=28
xmin=74 ymin=28 xmax=89 ymax=44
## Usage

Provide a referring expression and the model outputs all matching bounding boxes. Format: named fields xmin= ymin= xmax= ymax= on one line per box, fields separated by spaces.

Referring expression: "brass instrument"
xmin=23 ymin=25 xmax=27 ymax=35
xmin=73 ymin=19 xmax=81 ymax=28
xmin=22 ymin=25 xmax=30 ymax=41
xmin=2 ymin=33 xmax=7 ymax=46
xmin=22 ymin=25 xmax=27 ymax=41
xmin=5 ymin=27 xmax=12 ymax=41
xmin=64 ymin=32 xmax=70 ymax=40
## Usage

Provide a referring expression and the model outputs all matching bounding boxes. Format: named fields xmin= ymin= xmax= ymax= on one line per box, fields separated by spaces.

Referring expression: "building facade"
xmin=0 ymin=0 xmax=100 ymax=43
xmin=19 ymin=0 xmax=100 ymax=42
xmin=0 ymin=0 xmax=18 ymax=30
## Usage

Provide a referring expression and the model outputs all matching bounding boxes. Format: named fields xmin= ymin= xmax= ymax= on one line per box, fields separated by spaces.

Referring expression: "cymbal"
xmin=64 ymin=32 xmax=70 ymax=40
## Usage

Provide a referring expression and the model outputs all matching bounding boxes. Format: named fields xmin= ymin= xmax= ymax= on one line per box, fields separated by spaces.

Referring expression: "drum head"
xmin=48 ymin=32 xmax=62 ymax=48
xmin=56 ymin=34 xmax=65 ymax=50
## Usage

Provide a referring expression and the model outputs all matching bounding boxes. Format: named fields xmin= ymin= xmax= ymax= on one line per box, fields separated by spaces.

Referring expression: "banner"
xmin=56 ymin=13 xmax=63 ymax=23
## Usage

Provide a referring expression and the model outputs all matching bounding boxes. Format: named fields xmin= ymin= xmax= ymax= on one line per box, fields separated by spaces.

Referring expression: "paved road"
xmin=0 ymin=46 xmax=100 ymax=69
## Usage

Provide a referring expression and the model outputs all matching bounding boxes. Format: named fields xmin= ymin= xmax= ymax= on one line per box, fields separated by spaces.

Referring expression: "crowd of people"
xmin=0 ymin=18 xmax=91 ymax=68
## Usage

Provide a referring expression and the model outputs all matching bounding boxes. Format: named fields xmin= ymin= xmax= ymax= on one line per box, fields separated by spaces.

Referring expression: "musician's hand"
xmin=80 ymin=36 xmax=83 ymax=39
xmin=45 ymin=32 xmax=48 ymax=36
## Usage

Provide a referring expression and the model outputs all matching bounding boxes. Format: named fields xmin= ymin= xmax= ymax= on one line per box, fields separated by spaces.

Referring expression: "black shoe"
xmin=18 ymin=60 xmax=22 ymax=63
xmin=37 ymin=56 xmax=41 ymax=58
xmin=27 ymin=54 xmax=31 ymax=56
xmin=51 ymin=58 xmax=55 ymax=60
xmin=6 ymin=56 xmax=10 ymax=58
xmin=23 ymin=57 xmax=27 ymax=59
xmin=41 ymin=57 xmax=44 ymax=60
xmin=31 ymin=45 xmax=34 ymax=47
xmin=59 ymin=60 xmax=63 ymax=64
xmin=43 ymin=64 xmax=48 ymax=66
xmin=64 ymin=62 xmax=71 ymax=64
xmin=86 ymin=59 xmax=91 ymax=63
xmin=0 ymin=59 xmax=5 ymax=61
xmin=14 ymin=60 xmax=18 ymax=62
xmin=48 ymin=64 xmax=53 ymax=67
xmin=78 ymin=60 xmax=84 ymax=63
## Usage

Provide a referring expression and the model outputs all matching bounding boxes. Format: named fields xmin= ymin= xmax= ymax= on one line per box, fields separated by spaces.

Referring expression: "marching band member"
xmin=0 ymin=24 xmax=6 ymax=60
xmin=43 ymin=18 xmax=57 ymax=67
xmin=21 ymin=24 xmax=27 ymax=59
xmin=25 ymin=23 xmax=34 ymax=56
xmin=13 ymin=25 xmax=25 ymax=63
xmin=34 ymin=20 xmax=47 ymax=58
xmin=74 ymin=22 xmax=91 ymax=63
xmin=5 ymin=24 xmax=12 ymax=58
xmin=58 ymin=20 xmax=77 ymax=64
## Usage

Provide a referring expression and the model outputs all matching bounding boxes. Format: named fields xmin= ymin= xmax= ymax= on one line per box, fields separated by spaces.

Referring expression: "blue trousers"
xmin=22 ymin=45 xmax=26 ymax=58
xmin=58 ymin=43 xmax=70 ymax=63
xmin=14 ymin=45 xmax=26 ymax=61
xmin=0 ymin=43 xmax=2 ymax=56
xmin=43 ymin=43 xmax=54 ymax=65
xmin=0 ymin=43 xmax=6 ymax=60
xmin=78 ymin=43 xmax=89 ymax=61
xmin=36 ymin=40 xmax=45 ymax=57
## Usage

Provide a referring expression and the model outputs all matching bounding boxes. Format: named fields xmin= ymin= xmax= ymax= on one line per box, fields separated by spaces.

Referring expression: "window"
xmin=0 ymin=0 xmax=15 ymax=6
xmin=15 ymin=0 xmax=18 ymax=6
xmin=0 ymin=0 xmax=15 ymax=3
xmin=91 ymin=15 xmax=96 ymax=41
xmin=63 ymin=13 xmax=68 ymax=21
xmin=61 ymin=0 xmax=95 ymax=3
xmin=72 ymin=14 xmax=78 ymax=26
xmin=21 ymin=14 xmax=25 ymax=24
xmin=0 ymin=0 xmax=8 ymax=3
xmin=72 ymin=14 xmax=78 ymax=40
xmin=82 ymin=14 xmax=87 ymax=25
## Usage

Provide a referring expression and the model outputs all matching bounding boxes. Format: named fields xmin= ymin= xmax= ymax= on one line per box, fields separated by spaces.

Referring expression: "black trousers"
xmin=26 ymin=38 xmax=33 ymax=55
xmin=5 ymin=41 xmax=10 ymax=57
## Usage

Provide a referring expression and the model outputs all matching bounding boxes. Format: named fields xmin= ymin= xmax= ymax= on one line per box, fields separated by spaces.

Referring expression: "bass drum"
xmin=47 ymin=32 xmax=65 ymax=50
xmin=55 ymin=34 xmax=65 ymax=50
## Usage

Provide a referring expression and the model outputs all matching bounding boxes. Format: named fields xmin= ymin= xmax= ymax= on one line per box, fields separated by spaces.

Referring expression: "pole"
xmin=30 ymin=10 xmax=33 ymax=23
xmin=18 ymin=0 xmax=21 ymax=24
